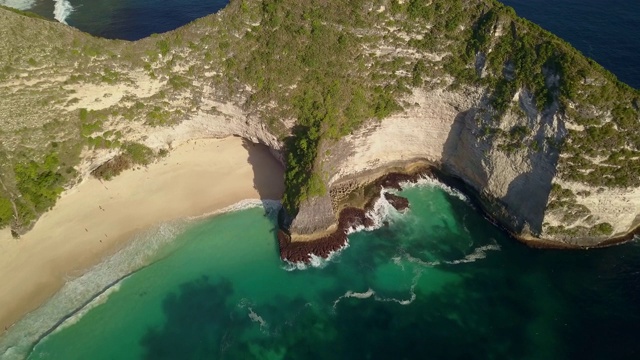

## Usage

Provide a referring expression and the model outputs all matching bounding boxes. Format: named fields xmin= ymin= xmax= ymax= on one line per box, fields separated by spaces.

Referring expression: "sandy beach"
xmin=0 ymin=136 xmax=284 ymax=330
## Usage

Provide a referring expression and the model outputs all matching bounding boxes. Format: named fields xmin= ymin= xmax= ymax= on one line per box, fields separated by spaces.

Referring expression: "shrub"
xmin=591 ymin=222 xmax=614 ymax=236
xmin=14 ymin=153 xmax=64 ymax=213
xmin=0 ymin=195 xmax=14 ymax=228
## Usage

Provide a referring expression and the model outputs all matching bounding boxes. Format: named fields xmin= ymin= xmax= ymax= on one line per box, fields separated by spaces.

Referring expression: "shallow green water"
xmin=27 ymin=182 xmax=640 ymax=359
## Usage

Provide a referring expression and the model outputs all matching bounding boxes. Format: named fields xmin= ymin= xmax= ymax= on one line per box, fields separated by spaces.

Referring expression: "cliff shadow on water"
xmin=241 ymin=138 xmax=285 ymax=254
xmin=441 ymin=105 xmax=560 ymax=237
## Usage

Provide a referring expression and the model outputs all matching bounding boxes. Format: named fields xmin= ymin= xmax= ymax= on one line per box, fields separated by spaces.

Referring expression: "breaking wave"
xmin=0 ymin=199 xmax=282 ymax=360
xmin=363 ymin=188 xmax=405 ymax=229
xmin=402 ymin=175 xmax=470 ymax=203
xmin=190 ymin=199 xmax=281 ymax=222
xmin=50 ymin=283 xmax=123 ymax=335
xmin=284 ymin=178 xmax=462 ymax=271
xmin=282 ymin=242 xmax=351 ymax=271
xmin=0 ymin=0 xmax=36 ymax=10
xmin=0 ymin=221 xmax=186 ymax=359
xmin=53 ymin=0 xmax=74 ymax=24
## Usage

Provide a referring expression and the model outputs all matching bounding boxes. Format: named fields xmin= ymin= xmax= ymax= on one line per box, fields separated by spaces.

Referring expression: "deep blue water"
xmin=10 ymin=0 xmax=229 ymax=40
xmin=501 ymin=0 xmax=640 ymax=88
xmin=64 ymin=0 xmax=229 ymax=40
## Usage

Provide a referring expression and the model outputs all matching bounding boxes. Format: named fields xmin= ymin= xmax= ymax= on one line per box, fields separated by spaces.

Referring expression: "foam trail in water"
xmin=238 ymin=299 xmax=269 ymax=333
xmin=0 ymin=0 xmax=36 ymax=10
xmin=332 ymin=289 xmax=376 ymax=310
xmin=333 ymin=271 xmax=421 ymax=310
xmin=445 ymin=244 xmax=501 ymax=265
xmin=373 ymin=270 xmax=421 ymax=306
xmin=404 ymin=253 xmax=441 ymax=267
xmin=403 ymin=240 xmax=501 ymax=269
xmin=53 ymin=0 xmax=74 ymax=24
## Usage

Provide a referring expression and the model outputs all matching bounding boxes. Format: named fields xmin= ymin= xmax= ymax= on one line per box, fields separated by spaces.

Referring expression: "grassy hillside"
xmin=0 ymin=0 xmax=638 ymax=232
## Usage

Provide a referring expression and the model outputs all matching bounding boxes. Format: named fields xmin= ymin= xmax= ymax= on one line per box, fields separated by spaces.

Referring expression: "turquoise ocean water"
xmin=17 ymin=180 xmax=640 ymax=359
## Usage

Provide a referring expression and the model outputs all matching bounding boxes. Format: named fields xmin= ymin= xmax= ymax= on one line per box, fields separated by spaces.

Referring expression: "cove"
xmin=27 ymin=180 xmax=640 ymax=359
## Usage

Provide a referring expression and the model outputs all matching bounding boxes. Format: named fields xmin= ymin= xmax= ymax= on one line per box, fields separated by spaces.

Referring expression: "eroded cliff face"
xmin=292 ymin=85 xmax=640 ymax=247
xmin=73 ymin=94 xmax=285 ymax=185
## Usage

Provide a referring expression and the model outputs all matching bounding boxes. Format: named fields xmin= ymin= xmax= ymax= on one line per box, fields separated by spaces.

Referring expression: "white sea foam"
xmin=374 ymin=293 xmax=416 ymax=306
xmin=402 ymin=175 xmax=470 ymax=203
xmin=403 ymin=240 xmax=501 ymax=269
xmin=374 ymin=270 xmax=421 ymax=306
xmin=237 ymin=299 xmax=269 ymax=333
xmin=333 ymin=272 xmax=421 ymax=310
xmin=285 ymin=189 xmax=406 ymax=271
xmin=365 ymin=188 xmax=405 ymax=228
xmin=345 ymin=188 xmax=403 ymax=236
xmin=53 ymin=0 xmax=74 ymax=24
xmin=282 ymin=242 xmax=351 ymax=271
xmin=404 ymin=253 xmax=441 ymax=267
xmin=332 ymin=289 xmax=376 ymax=310
xmin=189 ymin=199 xmax=281 ymax=221
xmin=0 ymin=221 xmax=186 ymax=359
xmin=445 ymin=243 xmax=501 ymax=265
xmin=1 ymin=199 xmax=277 ymax=360
xmin=0 ymin=0 xmax=36 ymax=11
xmin=247 ymin=307 xmax=268 ymax=331
xmin=51 ymin=283 xmax=123 ymax=335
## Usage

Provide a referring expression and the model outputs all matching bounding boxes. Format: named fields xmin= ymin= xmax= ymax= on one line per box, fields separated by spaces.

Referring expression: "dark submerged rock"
xmin=384 ymin=193 xmax=410 ymax=212
xmin=278 ymin=170 xmax=431 ymax=263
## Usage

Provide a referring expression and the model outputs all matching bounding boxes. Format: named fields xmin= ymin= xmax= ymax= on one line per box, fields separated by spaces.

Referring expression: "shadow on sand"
xmin=240 ymin=137 xmax=285 ymax=209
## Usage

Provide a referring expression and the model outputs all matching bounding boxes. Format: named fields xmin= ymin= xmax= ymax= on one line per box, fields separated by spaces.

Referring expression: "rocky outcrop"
xmin=279 ymin=171 xmax=424 ymax=263
xmin=279 ymin=207 xmax=373 ymax=263
xmin=289 ymin=194 xmax=337 ymax=240
xmin=384 ymin=193 xmax=409 ymax=212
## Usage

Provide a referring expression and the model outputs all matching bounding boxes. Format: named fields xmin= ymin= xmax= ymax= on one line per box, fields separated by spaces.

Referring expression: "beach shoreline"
xmin=0 ymin=136 xmax=284 ymax=331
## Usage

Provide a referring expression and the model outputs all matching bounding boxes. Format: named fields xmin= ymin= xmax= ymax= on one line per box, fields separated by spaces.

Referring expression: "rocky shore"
xmin=277 ymin=171 xmax=424 ymax=263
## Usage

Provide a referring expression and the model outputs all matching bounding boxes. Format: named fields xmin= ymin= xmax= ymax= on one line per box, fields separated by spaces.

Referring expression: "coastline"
xmin=0 ymin=136 xmax=284 ymax=331
xmin=279 ymin=161 xmax=640 ymax=263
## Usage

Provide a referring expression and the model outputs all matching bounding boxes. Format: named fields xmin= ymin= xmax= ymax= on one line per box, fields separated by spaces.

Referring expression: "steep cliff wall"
xmin=293 ymin=84 xmax=639 ymax=247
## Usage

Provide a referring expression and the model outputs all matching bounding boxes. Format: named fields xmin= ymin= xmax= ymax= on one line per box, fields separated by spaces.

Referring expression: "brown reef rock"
xmin=278 ymin=171 xmax=426 ymax=263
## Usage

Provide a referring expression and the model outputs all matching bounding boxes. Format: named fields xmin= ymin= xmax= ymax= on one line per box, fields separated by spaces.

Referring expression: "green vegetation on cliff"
xmin=433 ymin=1 xmax=640 ymax=188
xmin=0 ymin=0 xmax=638 ymax=235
